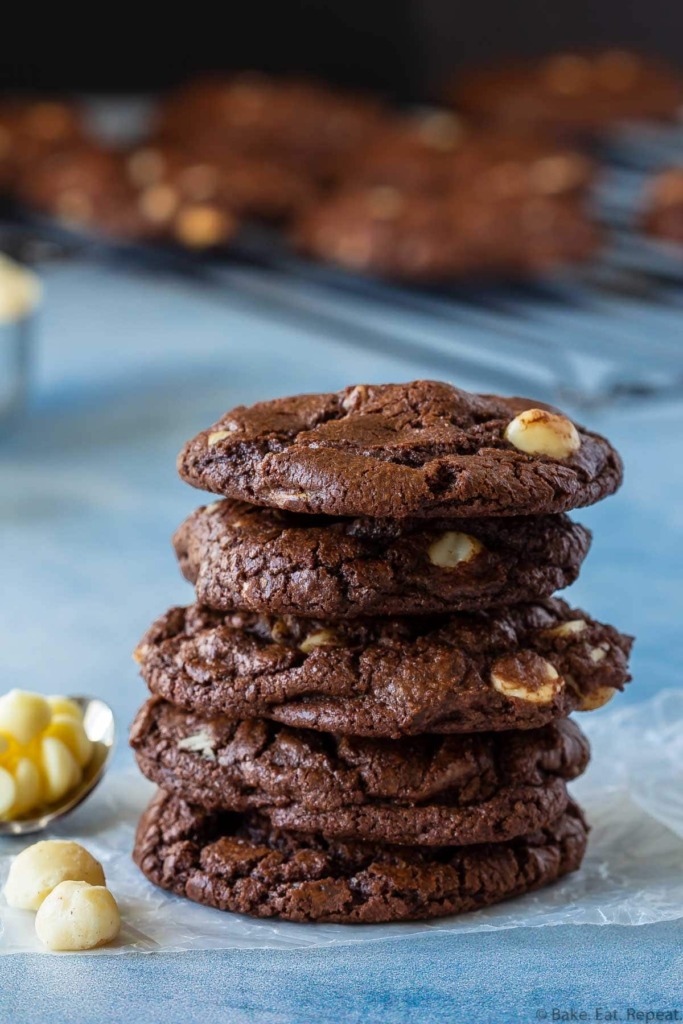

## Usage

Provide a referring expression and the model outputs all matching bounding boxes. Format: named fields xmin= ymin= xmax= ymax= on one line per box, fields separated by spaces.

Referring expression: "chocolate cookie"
xmin=0 ymin=98 xmax=84 ymax=190
xmin=133 ymin=791 xmax=588 ymax=922
xmin=124 ymin=142 xmax=311 ymax=224
xmin=292 ymin=187 xmax=600 ymax=281
xmin=131 ymin=699 xmax=588 ymax=845
xmin=449 ymin=50 xmax=683 ymax=137
xmin=155 ymin=74 xmax=383 ymax=183
xmin=349 ymin=114 xmax=594 ymax=200
xmin=177 ymin=381 xmax=622 ymax=519
xmin=135 ymin=598 xmax=632 ymax=738
xmin=174 ymin=500 xmax=591 ymax=618
xmin=20 ymin=143 xmax=239 ymax=249
xmin=642 ymin=168 xmax=683 ymax=244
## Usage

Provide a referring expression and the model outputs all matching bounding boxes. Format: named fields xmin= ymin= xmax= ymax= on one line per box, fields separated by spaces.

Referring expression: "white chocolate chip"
xmin=35 ymin=881 xmax=120 ymax=951
xmin=177 ymin=730 xmax=216 ymax=761
xmin=4 ymin=840 xmax=105 ymax=910
xmin=299 ymin=629 xmax=343 ymax=654
xmin=543 ymin=619 xmax=588 ymax=638
xmin=491 ymin=653 xmax=563 ymax=705
xmin=428 ymin=531 xmax=484 ymax=568
xmin=504 ymin=408 xmax=581 ymax=459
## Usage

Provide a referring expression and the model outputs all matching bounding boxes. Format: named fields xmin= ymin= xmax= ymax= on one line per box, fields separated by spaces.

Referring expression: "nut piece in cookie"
xmin=504 ymin=408 xmax=581 ymax=458
xmin=427 ymin=531 xmax=484 ymax=568
xmin=491 ymin=652 xmax=563 ymax=705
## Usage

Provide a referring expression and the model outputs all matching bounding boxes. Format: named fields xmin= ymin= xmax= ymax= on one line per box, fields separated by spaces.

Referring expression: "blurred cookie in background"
xmin=154 ymin=73 xmax=385 ymax=182
xmin=19 ymin=142 xmax=238 ymax=250
xmin=642 ymin=168 xmax=683 ymax=246
xmin=345 ymin=110 xmax=595 ymax=199
xmin=124 ymin=141 xmax=312 ymax=224
xmin=447 ymin=50 xmax=683 ymax=138
xmin=293 ymin=186 xmax=602 ymax=281
xmin=0 ymin=98 xmax=85 ymax=191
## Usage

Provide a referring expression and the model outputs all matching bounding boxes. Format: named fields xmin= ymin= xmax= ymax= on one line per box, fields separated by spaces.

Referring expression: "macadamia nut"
xmin=35 ymin=881 xmax=120 ymax=951
xmin=299 ymin=629 xmax=343 ymax=653
xmin=491 ymin=652 xmax=563 ymax=705
xmin=4 ymin=840 xmax=106 ymax=910
xmin=428 ymin=531 xmax=484 ymax=568
xmin=0 ymin=690 xmax=51 ymax=746
xmin=504 ymin=408 xmax=581 ymax=459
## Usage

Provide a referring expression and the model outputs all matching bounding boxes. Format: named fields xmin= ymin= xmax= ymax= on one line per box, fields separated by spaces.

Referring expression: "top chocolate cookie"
xmin=178 ymin=381 xmax=622 ymax=519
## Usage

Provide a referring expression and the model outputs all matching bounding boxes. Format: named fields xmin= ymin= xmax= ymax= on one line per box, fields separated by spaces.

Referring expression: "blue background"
xmin=0 ymin=260 xmax=680 ymax=1022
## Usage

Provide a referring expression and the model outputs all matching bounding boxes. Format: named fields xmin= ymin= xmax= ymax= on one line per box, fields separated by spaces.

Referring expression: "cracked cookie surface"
xmin=133 ymin=791 xmax=588 ymax=922
xmin=177 ymin=381 xmax=622 ymax=519
xmin=174 ymin=500 xmax=591 ymax=618
xmin=135 ymin=598 xmax=632 ymax=738
xmin=131 ymin=701 xmax=588 ymax=845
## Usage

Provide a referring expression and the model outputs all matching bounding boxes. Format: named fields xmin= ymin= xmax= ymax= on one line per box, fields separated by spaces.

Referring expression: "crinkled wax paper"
xmin=1 ymin=689 xmax=682 ymax=954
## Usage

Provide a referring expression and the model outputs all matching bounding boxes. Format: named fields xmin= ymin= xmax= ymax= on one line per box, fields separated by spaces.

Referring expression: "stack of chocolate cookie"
xmin=131 ymin=380 xmax=633 ymax=924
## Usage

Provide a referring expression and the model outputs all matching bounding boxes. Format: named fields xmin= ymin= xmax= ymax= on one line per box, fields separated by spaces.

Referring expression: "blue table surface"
xmin=0 ymin=260 xmax=681 ymax=1023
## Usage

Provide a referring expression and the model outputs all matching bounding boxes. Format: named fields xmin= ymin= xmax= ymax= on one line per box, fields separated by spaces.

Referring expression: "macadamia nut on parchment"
xmin=4 ymin=839 xmax=105 ymax=910
xmin=35 ymin=881 xmax=120 ymax=951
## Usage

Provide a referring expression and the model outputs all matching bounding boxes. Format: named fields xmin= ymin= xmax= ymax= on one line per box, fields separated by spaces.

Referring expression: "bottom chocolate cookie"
xmin=133 ymin=791 xmax=588 ymax=923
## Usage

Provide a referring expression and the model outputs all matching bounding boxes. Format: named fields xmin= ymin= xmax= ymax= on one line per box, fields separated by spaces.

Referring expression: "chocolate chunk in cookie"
xmin=133 ymin=791 xmax=589 ymax=922
xmin=131 ymin=700 xmax=589 ymax=845
xmin=448 ymin=50 xmax=683 ymax=137
xmin=178 ymin=381 xmax=622 ymax=519
xmin=134 ymin=598 xmax=632 ymax=738
xmin=174 ymin=500 xmax=591 ymax=618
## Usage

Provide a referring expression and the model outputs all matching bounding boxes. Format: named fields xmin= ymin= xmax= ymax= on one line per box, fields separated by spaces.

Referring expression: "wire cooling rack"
xmin=2 ymin=119 xmax=683 ymax=407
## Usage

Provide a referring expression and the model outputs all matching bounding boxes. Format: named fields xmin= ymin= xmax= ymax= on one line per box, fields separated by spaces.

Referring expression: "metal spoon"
xmin=0 ymin=696 xmax=116 ymax=836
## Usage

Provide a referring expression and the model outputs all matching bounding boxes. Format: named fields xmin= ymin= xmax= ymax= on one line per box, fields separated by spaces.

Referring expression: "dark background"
xmin=2 ymin=0 xmax=680 ymax=99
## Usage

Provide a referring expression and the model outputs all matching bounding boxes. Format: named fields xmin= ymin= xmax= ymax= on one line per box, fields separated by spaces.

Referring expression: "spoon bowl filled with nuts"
xmin=0 ymin=693 xmax=116 ymax=837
